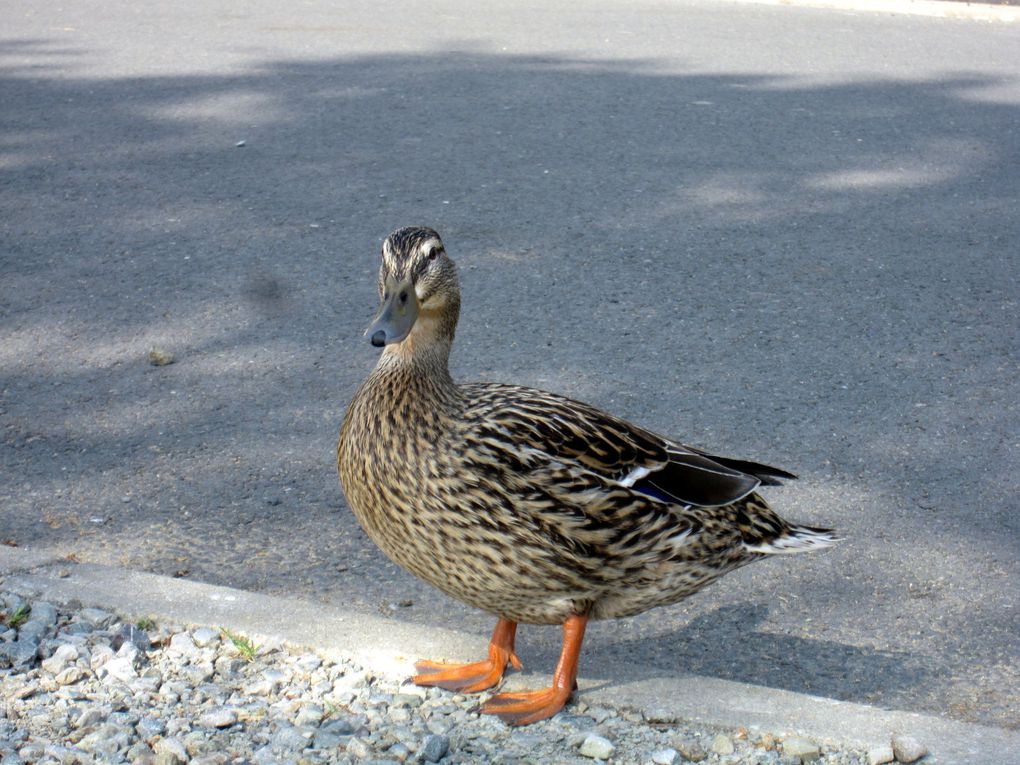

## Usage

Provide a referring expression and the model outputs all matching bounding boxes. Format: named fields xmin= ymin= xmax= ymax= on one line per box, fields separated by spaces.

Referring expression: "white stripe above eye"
xmin=618 ymin=465 xmax=651 ymax=487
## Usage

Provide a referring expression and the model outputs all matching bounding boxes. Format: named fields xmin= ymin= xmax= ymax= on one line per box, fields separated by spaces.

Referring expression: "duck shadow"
xmin=521 ymin=602 xmax=927 ymax=707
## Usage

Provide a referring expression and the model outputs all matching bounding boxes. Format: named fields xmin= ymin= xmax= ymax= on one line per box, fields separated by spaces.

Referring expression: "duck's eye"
xmin=427 ymin=248 xmax=440 ymax=262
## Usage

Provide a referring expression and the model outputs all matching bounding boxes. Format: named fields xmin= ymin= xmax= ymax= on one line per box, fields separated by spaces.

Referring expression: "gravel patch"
xmin=1 ymin=592 xmax=889 ymax=764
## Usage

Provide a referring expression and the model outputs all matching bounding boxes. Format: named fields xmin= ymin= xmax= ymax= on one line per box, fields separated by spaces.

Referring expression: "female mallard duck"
xmin=337 ymin=226 xmax=834 ymax=726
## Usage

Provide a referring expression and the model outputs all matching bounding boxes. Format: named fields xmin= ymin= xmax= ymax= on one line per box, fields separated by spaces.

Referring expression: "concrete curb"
xmin=2 ymin=547 xmax=1017 ymax=764
xmin=724 ymin=0 xmax=1020 ymax=22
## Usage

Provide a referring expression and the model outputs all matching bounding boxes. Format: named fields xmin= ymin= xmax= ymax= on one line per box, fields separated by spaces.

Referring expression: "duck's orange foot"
xmin=413 ymin=652 xmax=522 ymax=693
xmin=412 ymin=618 xmax=521 ymax=693
xmin=479 ymin=685 xmax=573 ymax=726
xmin=480 ymin=613 xmax=590 ymax=726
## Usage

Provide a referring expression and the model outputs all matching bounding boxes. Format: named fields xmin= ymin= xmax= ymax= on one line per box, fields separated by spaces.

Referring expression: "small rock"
xmin=644 ymin=708 xmax=678 ymax=724
xmin=389 ymin=707 xmax=411 ymax=723
xmin=295 ymin=653 xmax=322 ymax=673
xmin=868 ymin=744 xmax=895 ymax=765
xmin=891 ymin=735 xmax=927 ymax=764
xmin=180 ymin=662 xmax=214 ymax=684
xmin=117 ymin=640 xmax=142 ymax=665
xmin=17 ymin=744 xmax=45 ymax=762
xmin=115 ymin=623 xmax=153 ymax=651
xmin=321 ymin=716 xmax=357 ymax=736
xmin=79 ymin=724 xmax=131 ymax=755
xmin=198 ymin=708 xmax=237 ymax=729
xmin=100 ymin=655 xmax=138 ymax=683
xmin=126 ymin=741 xmax=154 ymax=764
xmin=153 ymin=738 xmax=189 ymax=762
xmin=262 ymin=668 xmax=287 ymax=687
xmin=43 ymin=743 xmax=79 ymax=765
xmin=183 ymin=731 xmax=213 ymax=757
xmin=29 ymin=602 xmax=58 ymax=626
xmin=136 ymin=716 xmax=166 ymax=739
xmin=676 ymin=739 xmax=708 ymax=762
xmin=651 ymin=748 xmax=679 ymax=765
xmin=13 ymin=683 xmax=37 ymax=700
xmin=214 ymin=655 xmax=244 ymax=678
xmin=90 ymin=643 xmax=115 ymax=670
xmin=346 ymin=737 xmax=372 ymax=759
xmin=167 ymin=632 xmax=199 ymax=658
xmin=783 ymin=735 xmax=821 ymax=761
xmin=312 ymin=729 xmax=346 ymax=749
xmin=711 ymin=734 xmax=735 ymax=755
xmin=42 ymin=643 xmax=79 ymax=674
xmin=579 ymin=734 xmax=615 ymax=760
xmin=75 ymin=708 xmax=107 ymax=729
xmin=294 ymin=704 xmax=324 ymax=727
xmin=388 ymin=742 xmax=412 ymax=762
xmin=77 ymin=608 xmax=115 ymax=628
xmin=333 ymin=669 xmax=371 ymax=692
xmin=392 ymin=693 xmax=424 ymax=709
xmin=55 ymin=666 xmax=83 ymax=685
xmin=419 ymin=733 xmax=449 ymax=763
xmin=191 ymin=627 xmax=220 ymax=647
xmin=149 ymin=348 xmax=175 ymax=366
xmin=271 ymin=724 xmax=309 ymax=752
xmin=4 ymin=639 xmax=39 ymax=669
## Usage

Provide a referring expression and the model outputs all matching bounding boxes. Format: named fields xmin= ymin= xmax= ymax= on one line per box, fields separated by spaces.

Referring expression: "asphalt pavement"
xmin=2 ymin=0 xmax=1018 ymax=734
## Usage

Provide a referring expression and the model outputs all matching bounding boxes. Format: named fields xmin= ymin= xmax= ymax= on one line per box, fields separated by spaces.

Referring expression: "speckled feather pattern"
xmin=337 ymin=227 xmax=833 ymax=626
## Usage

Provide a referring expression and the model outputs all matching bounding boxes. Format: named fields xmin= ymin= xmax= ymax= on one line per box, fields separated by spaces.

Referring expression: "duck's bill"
xmin=366 ymin=278 xmax=419 ymax=347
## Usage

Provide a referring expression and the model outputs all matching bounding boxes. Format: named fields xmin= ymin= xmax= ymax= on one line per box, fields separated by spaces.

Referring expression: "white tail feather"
xmin=743 ymin=526 xmax=837 ymax=555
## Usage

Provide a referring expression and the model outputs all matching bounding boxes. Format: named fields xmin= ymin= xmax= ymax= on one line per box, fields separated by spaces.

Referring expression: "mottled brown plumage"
xmin=337 ymin=226 xmax=834 ymax=724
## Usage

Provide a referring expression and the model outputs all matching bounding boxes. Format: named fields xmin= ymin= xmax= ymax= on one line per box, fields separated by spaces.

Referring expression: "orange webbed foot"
xmin=413 ymin=652 xmax=522 ymax=693
xmin=478 ymin=613 xmax=589 ymax=727
xmin=412 ymin=618 xmax=520 ymax=694
xmin=479 ymin=685 xmax=573 ymax=726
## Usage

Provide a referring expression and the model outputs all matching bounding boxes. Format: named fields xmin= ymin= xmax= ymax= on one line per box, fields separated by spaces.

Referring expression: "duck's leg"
xmin=413 ymin=618 xmax=522 ymax=693
xmin=480 ymin=613 xmax=588 ymax=726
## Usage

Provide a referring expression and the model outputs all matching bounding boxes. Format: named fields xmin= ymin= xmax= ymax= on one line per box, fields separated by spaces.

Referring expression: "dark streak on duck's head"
xmin=367 ymin=226 xmax=461 ymax=348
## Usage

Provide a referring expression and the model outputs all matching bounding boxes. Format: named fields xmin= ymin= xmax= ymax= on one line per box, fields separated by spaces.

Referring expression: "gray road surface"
xmin=2 ymin=0 xmax=1018 ymax=731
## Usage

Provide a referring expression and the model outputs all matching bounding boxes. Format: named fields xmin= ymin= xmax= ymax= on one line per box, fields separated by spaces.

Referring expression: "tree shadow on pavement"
xmin=2 ymin=43 xmax=1018 ymax=727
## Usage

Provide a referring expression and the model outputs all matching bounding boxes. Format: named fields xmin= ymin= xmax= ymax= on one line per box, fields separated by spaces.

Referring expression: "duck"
xmin=337 ymin=226 xmax=834 ymax=726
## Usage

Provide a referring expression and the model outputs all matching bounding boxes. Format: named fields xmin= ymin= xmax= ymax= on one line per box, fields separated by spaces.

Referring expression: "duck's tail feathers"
xmin=743 ymin=524 xmax=837 ymax=555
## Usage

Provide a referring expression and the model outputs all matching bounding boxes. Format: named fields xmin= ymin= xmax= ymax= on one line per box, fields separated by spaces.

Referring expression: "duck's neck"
xmin=373 ymin=333 xmax=460 ymax=408
xmin=378 ymin=338 xmax=452 ymax=378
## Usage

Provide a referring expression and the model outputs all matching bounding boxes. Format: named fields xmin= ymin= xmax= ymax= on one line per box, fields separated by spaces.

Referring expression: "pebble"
xmin=891 ymin=734 xmax=927 ymax=763
xmin=651 ymin=748 xmax=679 ymax=764
xmin=712 ymin=733 xmax=736 ymax=755
xmin=28 ymin=602 xmax=58 ymax=626
xmin=41 ymin=644 xmax=78 ymax=675
xmin=579 ymin=734 xmax=615 ymax=760
xmin=0 ymin=591 xmax=874 ymax=765
xmin=192 ymin=627 xmax=220 ymax=647
xmin=77 ymin=608 xmax=115 ymax=628
xmin=783 ymin=735 xmax=821 ymax=761
xmin=867 ymin=744 xmax=895 ymax=765
xmin=153 ymin=737 xmax=188 ymax=762
xmin=198 ymin=708 xmax=237 ymax=728
xmin=167 ymin=632 xmax=199 ymax=658
xmin=347 ymin=736 xmax=372 ymax=758
xmin=148 ymin=348 xmax=175 ymax=366
xmin=419 ymin=733 xmax=450 ymax=762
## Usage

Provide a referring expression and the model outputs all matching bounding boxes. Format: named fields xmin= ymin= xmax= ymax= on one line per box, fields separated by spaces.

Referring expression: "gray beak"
xmin=365 ymin=277 xmax=419 ymax=347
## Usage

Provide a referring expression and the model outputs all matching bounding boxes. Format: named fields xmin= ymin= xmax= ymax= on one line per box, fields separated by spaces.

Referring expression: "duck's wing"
xmin=461 ymin=383 xmax=794 ymax=508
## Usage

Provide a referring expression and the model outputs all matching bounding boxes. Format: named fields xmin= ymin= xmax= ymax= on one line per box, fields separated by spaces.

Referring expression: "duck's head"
xmin=366 ymin=226 xmax=460 ymax=349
